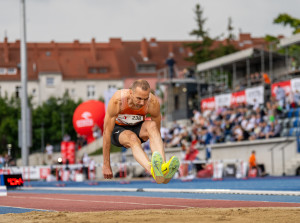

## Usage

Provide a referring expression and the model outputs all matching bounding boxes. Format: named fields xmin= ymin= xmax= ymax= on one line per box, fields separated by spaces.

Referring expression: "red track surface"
xmin=0 ymin=193 xmax=299 ymax=212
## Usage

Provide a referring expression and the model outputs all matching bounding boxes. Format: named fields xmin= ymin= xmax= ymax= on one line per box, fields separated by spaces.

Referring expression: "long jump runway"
xmin=1 ymin=177 xmax=300 ymax=213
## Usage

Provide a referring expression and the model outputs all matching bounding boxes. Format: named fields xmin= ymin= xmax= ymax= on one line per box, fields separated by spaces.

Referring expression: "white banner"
xmin=245 ymin=86 xmax=264 ymax=105
xmin=215 ymin=93 xmax=231 ymax=108
xmin=290 ymin=78 xmax=300 ymax=93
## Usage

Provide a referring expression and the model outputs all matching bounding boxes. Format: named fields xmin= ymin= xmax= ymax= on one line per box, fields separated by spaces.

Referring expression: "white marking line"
xmin=9 ymin=195 xmax=192 ymax=209
xmin=0 ymin=205 xmax=54 ymax=212
xmin=20 ymin=187 xmax=300 ymax=196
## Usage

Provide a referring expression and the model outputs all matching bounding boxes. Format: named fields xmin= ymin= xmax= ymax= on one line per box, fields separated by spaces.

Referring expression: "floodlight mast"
xmin=20 ymin=0 xmax=29 ymax=166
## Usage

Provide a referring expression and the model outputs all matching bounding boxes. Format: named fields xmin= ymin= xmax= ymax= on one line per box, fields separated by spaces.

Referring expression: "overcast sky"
xmin=0 ymin=0 xmax=299 ymax=43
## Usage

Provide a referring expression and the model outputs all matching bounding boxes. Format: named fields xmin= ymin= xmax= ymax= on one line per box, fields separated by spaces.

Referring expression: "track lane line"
xmin=8 ymin=195 xmax=192 ymax=209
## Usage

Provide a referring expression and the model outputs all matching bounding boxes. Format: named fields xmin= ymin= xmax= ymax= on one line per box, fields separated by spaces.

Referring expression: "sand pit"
xmin=1 ymin=207 xmax=300 ymax=223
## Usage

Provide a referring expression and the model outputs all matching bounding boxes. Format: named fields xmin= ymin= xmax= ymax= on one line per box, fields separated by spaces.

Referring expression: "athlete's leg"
xmin=139 ymin=120 xmax=166 ymax=161
xmin=118 ymin=130 xmax=151 ymax=172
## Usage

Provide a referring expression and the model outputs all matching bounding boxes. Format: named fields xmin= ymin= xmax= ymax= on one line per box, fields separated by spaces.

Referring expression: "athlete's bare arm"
xmin=148 ymin=94 xmax=161 ymax=132
xmin=102 ymin=90 xmax=121 ymax=179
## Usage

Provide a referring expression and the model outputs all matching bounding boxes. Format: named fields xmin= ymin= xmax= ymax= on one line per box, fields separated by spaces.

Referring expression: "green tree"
xmin=0 ymin=96 xmax=20 ymax=158
xmin=184 ymin=4 xmax=215 ymax=64
xmin=274 ymin=13 xmax=300 ymax=34
xmin=185 ymin=5 xmax=237 ymax=65
xmin=214 ymin=17 xmax=238 ymax=58
xmin=265 ymin=14 xmax=300 ymax=67
xmin=32 ymin=91 xmax=82 ymax=153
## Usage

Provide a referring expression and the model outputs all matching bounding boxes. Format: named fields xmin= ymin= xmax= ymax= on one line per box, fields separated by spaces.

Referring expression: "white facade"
xmin=0 ymin=73 xmax=123 ymax=106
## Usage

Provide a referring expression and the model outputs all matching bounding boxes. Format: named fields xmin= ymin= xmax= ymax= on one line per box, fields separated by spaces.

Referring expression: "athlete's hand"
xmin=102 ymin=164 xmax=113 ymax=179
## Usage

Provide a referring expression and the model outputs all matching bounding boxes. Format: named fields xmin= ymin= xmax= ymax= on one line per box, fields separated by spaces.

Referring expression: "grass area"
xmin=89 ymin=144 xmax=122 ymax=156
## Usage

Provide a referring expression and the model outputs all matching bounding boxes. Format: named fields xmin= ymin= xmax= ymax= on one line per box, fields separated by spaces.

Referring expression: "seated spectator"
xmin=167 ymin=129 xmax=182 ymax=148
xmin=275 ymin=86 xmax=286 ymax=109
xmin=266 ymin=120 xmax=281 ymax=138
xmin=258 ymin=121 xmax=271 ymax=139
xmin=233 ymin=124 xmax=244 ymax=141
xmin=293 ymin=90 xmax=300 ymax=107
xmin=161 ymin=125 xmax=172 ymax=147
xmin=192 ymin=109 xmax=201 ymax=125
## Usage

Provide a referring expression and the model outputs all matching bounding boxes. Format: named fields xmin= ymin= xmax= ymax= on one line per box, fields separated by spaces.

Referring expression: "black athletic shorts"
xmin=111 ymin=122 xmax=145 ymax=147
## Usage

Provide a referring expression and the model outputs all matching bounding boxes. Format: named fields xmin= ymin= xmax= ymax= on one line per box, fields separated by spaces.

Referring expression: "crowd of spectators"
xmin=161 ymin=98 xmax=291 ymax=153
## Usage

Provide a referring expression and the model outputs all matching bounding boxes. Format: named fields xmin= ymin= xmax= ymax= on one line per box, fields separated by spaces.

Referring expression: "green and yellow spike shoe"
xmin=162 ymin=156 xmax=180 ymax=184
xmin=150 ymin=151 xmax=164 ymax=184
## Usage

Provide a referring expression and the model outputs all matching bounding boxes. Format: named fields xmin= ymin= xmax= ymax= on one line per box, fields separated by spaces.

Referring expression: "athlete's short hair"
xmin=130 ymin=79 xmax=150 ymax=91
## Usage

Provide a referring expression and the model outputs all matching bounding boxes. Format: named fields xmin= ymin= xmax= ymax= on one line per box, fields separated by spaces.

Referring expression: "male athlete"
xmin=102 ymin=79 xmax=180 ymax=184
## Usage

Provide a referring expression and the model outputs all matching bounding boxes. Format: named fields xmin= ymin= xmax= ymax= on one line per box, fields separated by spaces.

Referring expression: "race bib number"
xmin=116 ymin=114 xmax=144 ymax=125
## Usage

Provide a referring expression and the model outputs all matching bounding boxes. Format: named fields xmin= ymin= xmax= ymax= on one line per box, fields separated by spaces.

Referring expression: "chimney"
xmin=4 ymin=37 xmax=9 ymax=63
xmin=239 ymin=33 xmax=251 ymax=41
xmin=168 ymin=43 xmax=174 ymax=56
xmin=51 ymin=40 xmax=59 ymax=58
xmin=141 ymin=38 xmax=148 ymax=61
xmin=109 ymin=38 xmax=122 ymax=48
xmin=91 ymin=38 xmax=97 ymax=60
xmin=73 ymin=39 xmax=80 ymax=48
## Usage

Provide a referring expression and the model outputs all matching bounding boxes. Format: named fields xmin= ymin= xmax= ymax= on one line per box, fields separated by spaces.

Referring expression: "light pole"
xmin=20 ymin=0 xmax=29 ymax=166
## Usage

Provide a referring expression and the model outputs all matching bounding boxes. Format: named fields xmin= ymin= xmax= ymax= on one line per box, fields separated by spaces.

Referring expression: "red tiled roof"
xmin=0 ymin=33 xmax=272 ymax=81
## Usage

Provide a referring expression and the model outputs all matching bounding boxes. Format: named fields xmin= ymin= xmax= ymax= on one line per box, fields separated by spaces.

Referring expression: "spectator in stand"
xmin=45 ymin=143 xmax=53 ymax=161
xmin=285 ymin=91 xmax=294 ymax=110
xmin=192 ymin=109 xmax=201 ymax=125
xmin=92 ymin=124 xmax=101 ymax=139
xmin=254 ymin=72 xmax=262 ymax=85
xmin=266 ymin=102 xmax=275 ymax=122
xmin=262 ymin=73 xmax=271 ymax=85
xmin=249 ymin=122 xmax=261 ymax=141
xmin=258 ymin=121 xmax=271 ymax=139
xmin=63 ymin=134 xmax=71 ymax=142
xmin=275 ymin=86 xmax=286 ymax=109
xmin=293 ymin=90 xmax=300 ymax=107
xmin=266 ymin=120 xmax=281 ymax=139
xmin=0 ymin=154 xmax=4 ymax=168
xmin=76 ymin=133 xmax=87 ymax=150
xmin=165 ymin=53 xmax=176 ymax=79
xmin=167 ymin=129 xmax=182 ymax=148
xmin=160 ymin=125 xmax=171 ymax=147
xmin=252 ymin=98 xmax=260 ymax=111
xmin=198 ymin=127 xmax=213 ymax=160
xmin=232 ymin=124 xmax=244 ymax=141
xmin=246 ymin=113 xmax=256 ymax=132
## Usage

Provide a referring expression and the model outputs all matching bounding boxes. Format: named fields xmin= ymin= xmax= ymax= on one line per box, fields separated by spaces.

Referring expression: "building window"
xmin=71 ymin=88 xmax=75 ymax=96
xmin=16 ymin=86 xmax=21 ymax=98
xmin=32 ymin=88 xmax=36 ymax=96
xmin=7 ymin=68 xmax=17 ymax=75
xmin=0 ymin=68 xmax=6 ymax=75
xmin=87 ymin=85 xmax=95 ymax=99
xmin=99 ymin=67 xmax=108 ymax=73
xmin=0 ymin=86 xmax=1 ymax=97
xmin=88 ymin=67 xmax=98 ymax=73
xmin=88 ymin=67 xmax=108 ymax=74
xmin=46 ymin=77 xmax=54 ymax=87
xmin=137 ymin=64 xmax=156 ymax=73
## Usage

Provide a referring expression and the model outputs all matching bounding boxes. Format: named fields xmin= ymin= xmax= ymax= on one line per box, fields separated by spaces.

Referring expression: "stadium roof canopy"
xmin=196 ymin=47 xmax=285 ymax=73
xmin=279 ymin=33 xmax=300 ymax=48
